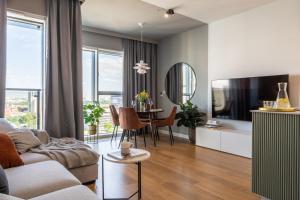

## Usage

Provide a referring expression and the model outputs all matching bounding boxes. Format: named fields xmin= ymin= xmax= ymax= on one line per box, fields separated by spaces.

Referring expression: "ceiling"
xmin=81 ymin=0 xmax=204 ymax=41
xmin=141 ymin=0 xmax=275 ymax=23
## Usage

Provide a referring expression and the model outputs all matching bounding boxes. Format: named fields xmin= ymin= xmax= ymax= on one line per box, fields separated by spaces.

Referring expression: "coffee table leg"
xmin=138 ymin=162 xmax=141 ymax=199
xmin=102 ymin=156 xmax=105 ymax=200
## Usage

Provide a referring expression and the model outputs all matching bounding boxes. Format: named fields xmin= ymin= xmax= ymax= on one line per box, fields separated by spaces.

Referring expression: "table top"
xmin=136 ymin=108 xmax=164 ymax=113
xmin=103 ymin=149 xmax=151 ymax=164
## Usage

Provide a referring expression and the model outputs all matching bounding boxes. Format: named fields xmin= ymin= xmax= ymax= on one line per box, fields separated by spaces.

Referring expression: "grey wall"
xmin=7 ymin=0 xmax=46 ymax=16
xmin=157 ymin=25 xmax=209 ymax=135
xmin=82 ymin=30 xmax=123 ymax=51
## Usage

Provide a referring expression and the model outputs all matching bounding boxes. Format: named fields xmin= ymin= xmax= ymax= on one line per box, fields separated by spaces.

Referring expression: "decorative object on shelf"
xmin=175 ymin=100 xmax=206 ymax=144
xmin=258 ymin=82 xmax=296 ymax=112
xmin=135 ymin=90 xmax=150 ymax=112
xmin=83 ymin=102 xmax=105 ymax=135
xmin=263 ymin=101 xmax=275 ymax=109
xmin=275 ymin=82 xmax=291 ymax=109
xmin=205 ymin=120 xmax=222 ymax=128
xmin=164 ymin=9 xmax=175 ymax=18
xmin=258 ymin=107 xmax=296 ymax=112
xmin=133 ymin=22 xmax=150 ymax=74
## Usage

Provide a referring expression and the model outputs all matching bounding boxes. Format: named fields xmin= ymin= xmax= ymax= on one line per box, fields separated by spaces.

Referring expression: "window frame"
xmin=82 ymin=47 xmax=124 ymax=102
xmin=97 ymin=49 xmax=124 ymax=100
xmin=6 ymin=12 xmax=46 ymax=129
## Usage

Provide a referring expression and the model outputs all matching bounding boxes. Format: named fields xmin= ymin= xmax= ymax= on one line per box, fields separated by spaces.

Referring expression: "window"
xmin=82 ymin=49 xmax=96 ymax=103
xmin=98 ymin=50 xmax=123 ymax=134
xmin=5 ymin=16 xmax=45 ymax=129
xmin=82 ymin=48 xmax=123 ymax=135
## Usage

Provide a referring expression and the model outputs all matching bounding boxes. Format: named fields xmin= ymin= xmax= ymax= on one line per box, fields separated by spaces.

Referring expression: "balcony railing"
xmin=83 ymin=93 xmax=123 ymax=137
xmin=5 ymin=88 xmax=42 ymax=129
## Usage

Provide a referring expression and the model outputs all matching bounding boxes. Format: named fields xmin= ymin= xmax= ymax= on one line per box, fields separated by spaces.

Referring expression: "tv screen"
xmin=212 ymin=74 xmax=289 ymax=121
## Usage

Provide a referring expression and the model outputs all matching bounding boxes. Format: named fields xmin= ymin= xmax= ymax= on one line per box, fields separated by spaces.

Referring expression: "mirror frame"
xmin=164 ymin=62 xmax=197 ymax=105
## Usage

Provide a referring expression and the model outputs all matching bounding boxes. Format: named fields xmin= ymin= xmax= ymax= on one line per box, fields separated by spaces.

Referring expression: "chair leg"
xmin=118 ymin=130 xmax=125 ymax=148
xmin=155 ymin=127 xmax=160 ymax=141
xmin=134 ymin=130 xmax=137 ymax=148
xmin=114 ymin=126 xmax=119 ymax=140
xmin=111 ymin=125 xmax=116 ymax=142
xmin=142 ymin=128 xmax=147 ymax=148
xmin=168 ymin=126 xmax=173 ymax=145
xmin=170 ymin=126 xmax=175 ymax=144
xmin=126 ymin=130 xmax=130 ymax=142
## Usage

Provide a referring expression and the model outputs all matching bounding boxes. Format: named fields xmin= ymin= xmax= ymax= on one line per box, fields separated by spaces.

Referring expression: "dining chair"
xmin=109 ymin=105 xmax=119 ymax=142
xmin=153 ymin=106 xmax=177 ymax=145
xmin=118 ymin=107 xmax=148 ymax=148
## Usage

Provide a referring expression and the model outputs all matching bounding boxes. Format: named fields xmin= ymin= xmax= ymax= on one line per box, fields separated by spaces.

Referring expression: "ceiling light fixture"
xmin=164 ymin=9 xmax=175 ymax=18
xmin=133 ymin=22 xmax=150 ymax=75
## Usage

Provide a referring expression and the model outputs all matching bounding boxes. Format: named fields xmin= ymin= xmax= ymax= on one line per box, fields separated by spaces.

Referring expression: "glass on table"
xmin=131 ymin=100 xmax=136 ymax=108
xmin=263 ymin=101 xmax=275 ymax=109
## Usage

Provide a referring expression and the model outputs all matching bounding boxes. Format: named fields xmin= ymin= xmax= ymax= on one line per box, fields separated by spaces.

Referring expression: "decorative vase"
xmin=88 ymin=125 xmax=97 ymax=135
xmin=275 ymin=82 xmax=291 ymax=109
xmin=188 ymin=128 xmax=196 ymax=144
xmin=139 ymin=102 xmax=146 ymax=112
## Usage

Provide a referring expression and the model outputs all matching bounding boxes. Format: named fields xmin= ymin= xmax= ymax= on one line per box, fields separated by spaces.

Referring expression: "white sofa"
xmin=0 ymin=119 xmax=99 ymax=184
xmin=0 ymin=119 xmax=101 ymax=199
xmin=4 ymin=161 xmax=100 ymax=200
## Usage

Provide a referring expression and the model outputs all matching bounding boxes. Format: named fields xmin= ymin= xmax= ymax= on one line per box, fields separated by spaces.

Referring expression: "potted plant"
xmin=83 ymin=102 xmax=105 ymax=135
xmin=135 ymin=90 xmax=150 ymax=111
xmin=175 ymin=100 xmax=206 ymax=144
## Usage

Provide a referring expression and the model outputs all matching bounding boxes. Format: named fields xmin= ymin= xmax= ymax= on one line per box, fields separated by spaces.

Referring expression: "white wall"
xmin=158 ymin=25 xmax=208 ymax=135
xmin=208 ymin=0 xmax=300 ymax=130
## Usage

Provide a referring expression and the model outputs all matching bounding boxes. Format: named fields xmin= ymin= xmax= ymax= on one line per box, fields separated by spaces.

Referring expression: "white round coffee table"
xmin=101 ymin=149 xmax=150 ymax=200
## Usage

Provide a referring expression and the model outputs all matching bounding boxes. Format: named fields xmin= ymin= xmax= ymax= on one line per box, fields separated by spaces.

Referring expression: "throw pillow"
xmin=31 ymin=129 xmax=50 ymax=144
xmin=7 ymin=129 xmax=41 ymax=154
xmin=0 ymin=134 xmax=24 ymax=169
xmin=0 ymin=165 xmax=9 ymax=194
xmin=0 ymin=119 xmax=15 ymax=134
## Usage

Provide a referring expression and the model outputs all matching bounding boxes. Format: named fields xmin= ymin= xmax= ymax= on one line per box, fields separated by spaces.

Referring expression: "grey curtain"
xmin=45 ymin=0 xmax=83 ymax=140
xmin=0 ymin=0 xmax=7 ymax=118
xmin=123 ymin=39 xmax=157 ymax=107
xmin=165 ymin=63 xmax=183 ymax=104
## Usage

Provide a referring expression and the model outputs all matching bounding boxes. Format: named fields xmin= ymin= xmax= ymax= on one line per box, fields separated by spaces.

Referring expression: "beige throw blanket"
xmin=30 ymin=138 xmax=100 ymax=169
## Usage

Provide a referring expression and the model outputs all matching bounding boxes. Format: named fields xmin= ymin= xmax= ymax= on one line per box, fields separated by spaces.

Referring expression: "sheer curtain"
xmin=0 ymin=0 xmax=7 ymax=117
xmin=45 ymin=0 xmax=83 ymax=140
xmin=123 ymin=39 xmax=157 ymax=107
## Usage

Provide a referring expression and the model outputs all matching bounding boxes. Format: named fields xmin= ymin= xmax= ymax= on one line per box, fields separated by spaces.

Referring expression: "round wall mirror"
xmin=164 ymin=62 xmax=196 ymax=104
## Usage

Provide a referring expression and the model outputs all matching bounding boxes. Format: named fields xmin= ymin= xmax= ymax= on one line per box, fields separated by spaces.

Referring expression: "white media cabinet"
xmin=196 ymin=127 xmax=252 ymax=158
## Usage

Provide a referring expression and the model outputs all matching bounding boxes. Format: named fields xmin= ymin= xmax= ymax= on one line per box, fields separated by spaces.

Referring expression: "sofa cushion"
xmin=20 ymin=152 xmax=51 ymax=165
xmin=0 ymin=134 xmax=24 ymax=169
xmin=7 ymin=129 xmax=41 ymax=154
xmin=0 ymin=119 xmax=15 ymax=133
xmin=5 ymin=161 xmax=81 ymax=199
xmin=30 ymin=129 xmax=50 ymax=144
xmin=0 ymin=165 xmax=9 ymax=194
xmin=30 ymin=185 xmax=99 ymax=200
xmin=0 ymin=193 xmax=24 ymax=200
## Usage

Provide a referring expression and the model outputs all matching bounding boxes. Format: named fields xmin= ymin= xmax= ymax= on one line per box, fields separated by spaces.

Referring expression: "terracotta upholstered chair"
xmin=153 ymin=106 xmax=177 ymax=145
xmin=119 ymin=107 xmax=148 ymax=148
xmin=109 ymin=105 xmax=120 ymax=142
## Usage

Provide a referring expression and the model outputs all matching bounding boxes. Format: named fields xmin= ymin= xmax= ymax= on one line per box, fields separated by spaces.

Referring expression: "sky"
xmin=6 ymin=20 xmax=43 ymax=89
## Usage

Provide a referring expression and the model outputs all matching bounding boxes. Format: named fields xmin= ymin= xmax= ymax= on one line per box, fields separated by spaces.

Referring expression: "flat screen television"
xmin=212 ymin=74 xmax=289 ymax=121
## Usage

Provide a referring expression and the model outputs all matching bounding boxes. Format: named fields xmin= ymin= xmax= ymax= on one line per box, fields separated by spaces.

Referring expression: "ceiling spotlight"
xmin=164 ymin=9 xmax=175 ymax=18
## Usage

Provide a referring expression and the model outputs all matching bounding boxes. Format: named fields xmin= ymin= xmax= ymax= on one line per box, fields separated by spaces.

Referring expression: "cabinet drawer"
xmin=196 ymin=128 xmax=221 ymax=150
xmin=220 ymin=132 xmax=252 ymax=158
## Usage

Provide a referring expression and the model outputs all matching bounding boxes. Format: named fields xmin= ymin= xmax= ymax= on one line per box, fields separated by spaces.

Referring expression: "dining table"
xmin=136 ymin=108 xmax=164 ymax=146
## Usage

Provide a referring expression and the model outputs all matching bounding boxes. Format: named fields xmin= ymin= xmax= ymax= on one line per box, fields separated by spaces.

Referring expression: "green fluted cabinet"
xmin=252 ymin=111 xmax=300 ymax=200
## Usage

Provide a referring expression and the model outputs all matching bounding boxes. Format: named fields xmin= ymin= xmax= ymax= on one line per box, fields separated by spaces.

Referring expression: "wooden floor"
xmin=87 ymin=135 xmax=259 ymax=200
